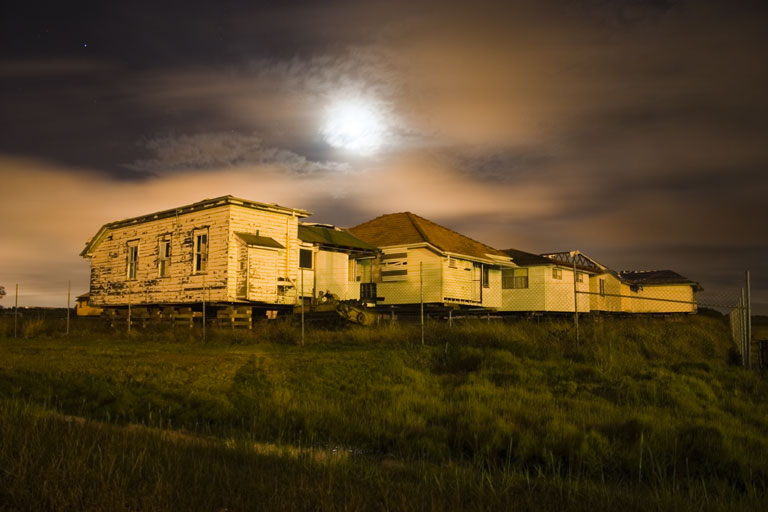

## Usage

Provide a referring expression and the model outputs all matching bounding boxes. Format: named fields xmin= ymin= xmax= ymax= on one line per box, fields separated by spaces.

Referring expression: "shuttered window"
xmin=381 ymin=250 xmax=407 ymax=281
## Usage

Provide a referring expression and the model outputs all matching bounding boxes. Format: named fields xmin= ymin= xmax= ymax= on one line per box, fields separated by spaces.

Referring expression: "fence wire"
xmin=1 ymin=269 xmax=762 ymax=370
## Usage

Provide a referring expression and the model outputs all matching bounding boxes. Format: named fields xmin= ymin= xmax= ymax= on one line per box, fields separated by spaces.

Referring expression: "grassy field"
xmin=0 ymin=314 xmax=766 ymax=511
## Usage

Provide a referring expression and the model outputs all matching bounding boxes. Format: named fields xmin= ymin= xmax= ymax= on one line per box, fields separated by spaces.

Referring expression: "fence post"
xmin=127 ymin=279 xmax=132 ymax=334
xmin=746 ymin=271 xmax=752 ymax=370
xmin=14 ymin=284 xmax=18 ymax=339
xmin=301 ymin=269 xmax=305 ymax=346
xmin=420 ymin=261 xmax=424 ymax=346
xmin=573 ymin=259 xmax=579 ymax=346
xmin=202 ymin=274 xmax=206 ymax=343
xmin=66 ymin=280 xmax=71 ymax=336
xmin=740 ymin=290 xmax=746 ymax=368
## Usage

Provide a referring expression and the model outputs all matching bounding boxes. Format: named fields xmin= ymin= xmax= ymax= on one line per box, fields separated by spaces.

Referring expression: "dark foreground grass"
xmin=0 ymin=314 xmax=767 ymax=510
xmin=1 ymin=398 xmax=764 ymax=512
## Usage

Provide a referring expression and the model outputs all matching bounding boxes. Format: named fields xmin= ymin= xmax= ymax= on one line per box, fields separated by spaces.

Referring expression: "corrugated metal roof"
xmin=298 ymin=224 xmax=378 ymax=251
xmin=235 ymin=232 xmax=284 ymax=249
xmin=349 ymin=212 xmax=508 ymax=261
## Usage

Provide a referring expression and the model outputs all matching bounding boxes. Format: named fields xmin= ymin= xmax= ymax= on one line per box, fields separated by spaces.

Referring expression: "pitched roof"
xmin=349 ymin=212 xmax=508 ymax=260
xmin=81 ymin=195 xmax=309 ymax=257
xmin=298 ymin=224 xmax=378 ymax=252
xmin=501 ymin=248 xmax=555 ymax=266
xmin=235 ymin=232 xmax=284 ymax=249
xmin=618 ymin=270 xmax=699 ymax=287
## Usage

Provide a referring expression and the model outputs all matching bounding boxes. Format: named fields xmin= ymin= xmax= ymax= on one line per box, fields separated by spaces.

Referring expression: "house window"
xmin=126 ymin=242 xmax=138 ymax=280
xmin=482 ymin=265 xmax=490 ymax=288
xmin=599 ymin=278 xmax=606 ymax=297
xmin=381 ymin=250 xmax=407 ymax=281
xmin=299 ymin=248 xmax=313 ymax=269
xmin=576 ymin=272 xmax=584 ymax=283
xmin=158 ymin=238 xmax=171 ymax=277
xmin=552 ymin=268 xmax=562 ymax=280
xmin=194 ymin=230 xmax=208 ymax=273
xmin=448 ymin=257 xmax=457 ymax=269
xmin=502 ymin=268 xmax=528 ymax=289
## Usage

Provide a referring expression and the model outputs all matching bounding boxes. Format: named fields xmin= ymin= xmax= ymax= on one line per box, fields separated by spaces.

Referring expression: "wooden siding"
xmin=226 ymin=204 xmax=300 ymax=305
xmin=625 ymin=284 xmax=696 ymax=313
xmin=314 ymin=250 xmax=359 ymax=300
xmin=589 ymin=273 xmax=626 ymax=312
xmin=88 ymin=202 xmax=303 ymax=307
xmin=375 ymin=248 xmax=442 ymax=305
xmin=371 ymin=247 xmax=504 ymax=307
xmin=89 ymin=206 xmax=231 ymax=306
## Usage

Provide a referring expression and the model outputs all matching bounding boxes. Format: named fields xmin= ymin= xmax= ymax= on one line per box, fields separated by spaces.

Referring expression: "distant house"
xmin=348 ymin=212 xmax=514 ymax=308
xmin=80 ymin=196 xmax=310 ymax=310
xmin=297 ymin=223 xmax=379 ymax=301
xmin=618 ymin=270 xmax=701 ymax=314
xmin=500 ymin=249 xmax=593 ymax=313
xmin=75 ymin=292 xmax=103 ymax=316
xmin=543 ymin=252 xmax=700 ymax=314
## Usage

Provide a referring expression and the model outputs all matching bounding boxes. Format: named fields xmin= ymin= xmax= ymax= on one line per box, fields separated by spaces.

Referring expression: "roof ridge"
xmin=405 ymin=212 xmax=432 ymax=246
xmin=407 ymin=212 xmax=503 ymax=256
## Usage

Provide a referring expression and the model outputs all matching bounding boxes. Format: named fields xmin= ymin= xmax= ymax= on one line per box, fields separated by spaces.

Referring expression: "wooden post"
xmin=420 ymin=261 xmax=424 ymax=346
xmin=127 ymin=279 xmax=132 ymax=334
xmin=740 ymin=290 xmax=746 ymax=368
xmin=14 ymin=284 xmax=18 ymax=338
xmin=202 ymin=274 xmax=206 ymax=343
xmin=746 ymin=271 xmax=752 ymax=370
xmin=66 ymin=280 xmax=71 ymax=336
xmin=301 ymin=269 xmax=305 ymax=346
xmin=573 ymin=259 xmax=579 ymax=346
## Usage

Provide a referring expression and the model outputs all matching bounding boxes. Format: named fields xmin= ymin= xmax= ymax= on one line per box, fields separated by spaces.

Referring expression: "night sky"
xmin=1 ymin=0 xmax=766 ymax=311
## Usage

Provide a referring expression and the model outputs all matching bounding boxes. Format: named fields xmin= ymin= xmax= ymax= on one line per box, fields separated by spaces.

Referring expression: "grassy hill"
xmin=0 ymin=315 xmax=766 ymax=510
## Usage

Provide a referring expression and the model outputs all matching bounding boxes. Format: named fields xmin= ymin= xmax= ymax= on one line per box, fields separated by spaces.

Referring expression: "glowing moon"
xmin=321 ymin=100 xmax=387 ymax=155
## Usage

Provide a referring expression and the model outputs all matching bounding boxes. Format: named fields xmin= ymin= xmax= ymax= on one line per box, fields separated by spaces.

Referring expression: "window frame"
xmin=599 ymin=278 xmax=606 ymax=297
xmin=299 ymin=248 xmax=313 ymax=269
xmin=194 ymin=229 xmax=209 ymax=274
xmin=126 ymin=241 xmax=139 ymax=280
xmin=158 ymin=237 xmax=171 ymax=278
xmin=502 ymin=268 xmax=529 ymax=289
xmin=481 ymin=265 xmax=490 ymax=288
xmin=552 ymin=268 xmax=563 ymax=280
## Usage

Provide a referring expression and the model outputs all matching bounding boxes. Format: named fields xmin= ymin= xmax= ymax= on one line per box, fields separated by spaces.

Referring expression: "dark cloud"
xmin=1 ymin=0 xmax=767 ymax=310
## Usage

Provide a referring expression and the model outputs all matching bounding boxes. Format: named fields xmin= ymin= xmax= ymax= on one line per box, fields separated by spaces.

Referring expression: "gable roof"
xmin=501 ymin=248 xmax=556 ymax=266
xmin=349 ymin=212 xmax=508 ymax=261
xmin=235 ymin=232 xmax=284 ymax=249
xmin=298 ymin=224 xmax=378 ymax=252
xmin=618 ymin=270 xmax=700 ymax=287
xmin=81 ymin=195 xmax=309 ymax=257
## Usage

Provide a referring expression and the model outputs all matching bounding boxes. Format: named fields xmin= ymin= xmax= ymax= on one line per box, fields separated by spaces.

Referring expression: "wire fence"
xmin=1 ymin=269 xmax=763 ymax=370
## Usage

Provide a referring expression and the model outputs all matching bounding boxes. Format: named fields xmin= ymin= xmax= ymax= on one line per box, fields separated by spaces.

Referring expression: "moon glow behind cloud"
xmin=321 ymin=100 xmax=388 ymax=155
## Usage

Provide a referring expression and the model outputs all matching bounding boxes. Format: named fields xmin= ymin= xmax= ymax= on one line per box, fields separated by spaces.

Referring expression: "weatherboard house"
xmin=348 ymin=212 xmax=515 ymax=308
xmin=297 ymin=223 xmax=379 ymax=301
xmin=499 ymin=249 xmax=594 ymax=313
xmin=542 ymin=252 xmax=700 ymax=314
xmin=81 ymin=196 xmax=313 ymax=310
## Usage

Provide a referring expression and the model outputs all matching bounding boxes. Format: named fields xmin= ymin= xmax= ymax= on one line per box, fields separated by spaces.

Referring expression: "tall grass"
xmin=0 ymin=314 xmax=766 ymax=510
